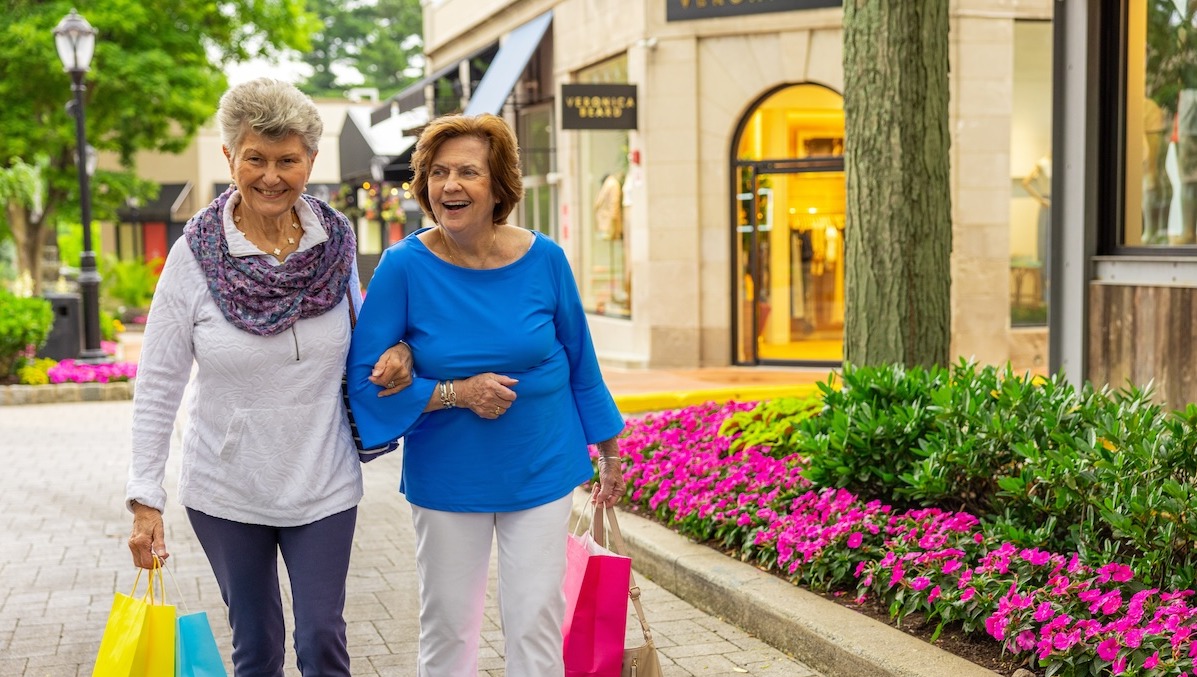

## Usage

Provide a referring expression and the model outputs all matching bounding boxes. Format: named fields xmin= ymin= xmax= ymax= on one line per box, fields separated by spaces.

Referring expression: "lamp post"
xmin=54 ymin=9 xmax=106 ymax=362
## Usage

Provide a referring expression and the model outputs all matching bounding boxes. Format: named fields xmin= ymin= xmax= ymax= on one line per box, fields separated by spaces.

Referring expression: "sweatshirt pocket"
xmin=218 ymin=403 xmax=324 ymax=462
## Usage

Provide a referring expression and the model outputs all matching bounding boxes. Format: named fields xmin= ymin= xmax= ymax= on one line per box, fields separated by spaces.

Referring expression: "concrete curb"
xmin=572 ymin=490 xmax=999 ymax=677
xmin=0 ymin=380 xmax=135 ymax=406
xmin=613 ymin=383 xmax=820 ymax=414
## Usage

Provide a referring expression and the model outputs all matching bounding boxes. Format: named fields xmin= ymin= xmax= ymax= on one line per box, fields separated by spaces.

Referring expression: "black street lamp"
xmin=54 ymin=9 xmax=107 ymax=362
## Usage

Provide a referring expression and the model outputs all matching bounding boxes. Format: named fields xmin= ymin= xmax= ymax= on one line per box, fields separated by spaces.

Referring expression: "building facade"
xmin=1054 ymin=0 xmax=1197 ymax=405
xmin=387 ymin=0 xmax=1055 ymax=370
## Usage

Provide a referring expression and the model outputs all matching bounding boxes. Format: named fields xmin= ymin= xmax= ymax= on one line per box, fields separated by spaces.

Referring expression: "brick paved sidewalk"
xmin=0 ymin=401 xmax=822 ymax=677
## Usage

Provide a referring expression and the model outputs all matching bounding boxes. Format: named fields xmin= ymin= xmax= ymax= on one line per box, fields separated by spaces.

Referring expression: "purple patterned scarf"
xmin=184 ymin=186 xmax=356 ymax=336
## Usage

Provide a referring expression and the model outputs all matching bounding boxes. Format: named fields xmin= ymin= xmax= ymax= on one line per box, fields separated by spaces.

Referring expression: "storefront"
xmin=401 ymin=0 xmax=1054 ymax=369
xmin=1053 ymin=0 xmax=1197 ymax=405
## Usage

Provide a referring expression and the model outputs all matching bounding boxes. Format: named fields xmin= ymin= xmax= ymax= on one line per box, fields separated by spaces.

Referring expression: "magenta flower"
xmin=1033 ymin=602 xmax=1055 ymax=623
xmin=1096 ymin=637 xmax=1120 ymax=661
xmin=47 ymin=359 xmax=137 ymax=384
xmin=847 ymin=532 xmax=864 ymax=548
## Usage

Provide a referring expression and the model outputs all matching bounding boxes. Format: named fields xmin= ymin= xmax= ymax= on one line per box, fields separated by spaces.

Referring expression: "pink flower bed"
xmin=604 ymin=401 xmax=1197 ymax=676
xmin=47 ymin=359 xmax=137 ymax=384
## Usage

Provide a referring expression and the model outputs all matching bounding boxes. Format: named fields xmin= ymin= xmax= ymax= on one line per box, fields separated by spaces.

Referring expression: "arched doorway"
xmin=732 ymin=84 xmax=845 ymax=365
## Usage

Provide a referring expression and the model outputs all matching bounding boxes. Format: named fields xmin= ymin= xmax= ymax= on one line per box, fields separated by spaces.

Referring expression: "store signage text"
xmin=667 ymin=0 xmax=840 ymax=22
xmin=561 ymin=84 xmax=638 ymax=130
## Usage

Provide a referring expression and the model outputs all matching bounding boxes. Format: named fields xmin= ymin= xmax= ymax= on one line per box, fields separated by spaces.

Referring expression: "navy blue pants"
xmin=187 ymin=507 xmax=357 ymax=677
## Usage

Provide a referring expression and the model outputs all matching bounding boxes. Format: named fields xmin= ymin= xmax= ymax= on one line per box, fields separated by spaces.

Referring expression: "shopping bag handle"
xmin=130 ymin=555 xmax=168 ymax=607
xmin=570 ymin=489 xmax=597 ymax=539
xmin=594 ymin=506 xmax=656 ymax=647
xmin=162 ymin=560 xmax=191 ymax=615
xmin=572 ymin=486 xmax=616 ymax=551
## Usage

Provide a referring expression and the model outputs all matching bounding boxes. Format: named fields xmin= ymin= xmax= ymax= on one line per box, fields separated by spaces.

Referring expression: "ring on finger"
xmin=387 ymin=380 xmax=396 ymax=388
xmin=494 ymin=405 xmax=501 ymax=416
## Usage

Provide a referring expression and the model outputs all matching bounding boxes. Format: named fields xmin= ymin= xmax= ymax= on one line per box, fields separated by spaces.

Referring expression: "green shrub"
xmin=0 ymin=290 xmax=53 ymax=377
xmin=99 ymin=309 xmax=124 ymax=341
xmin=101 ymin=255 xmax=162 ymax=314
xmin=765 ymin=360 xmax=1197 ymax=589
xmin=56 ymin=221 xmax=102 ymax=270
xmin=720 ymin=395 xmax=823 ymax=456
xmin=796 ymin=362 xmax=950 ymax=508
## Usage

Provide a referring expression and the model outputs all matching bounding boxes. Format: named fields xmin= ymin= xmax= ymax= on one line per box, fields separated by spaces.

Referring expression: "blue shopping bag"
xmin=175 ymin=611 xmax=227 ymax=677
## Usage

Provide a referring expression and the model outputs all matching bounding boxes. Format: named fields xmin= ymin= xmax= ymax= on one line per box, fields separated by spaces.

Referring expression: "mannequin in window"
xmin=1176 ymin=89 xmax=1197 ymax=244
xmin=1143 ymin=97 xmax=1172 ymax=244
xmin=1021 ymin=155 xmax=1051 ymax=306
xmin=593 ymin=172 xmax=626 ymax=308
xmin=593 ymin=173 xmax=623 ymax=241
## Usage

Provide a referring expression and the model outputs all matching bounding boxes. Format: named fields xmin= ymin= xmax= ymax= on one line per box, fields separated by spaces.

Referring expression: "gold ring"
xmin=387 ymin=380 xmax=396 ymax=389
xmin=494 ymin=406 xmax=501 ymax=416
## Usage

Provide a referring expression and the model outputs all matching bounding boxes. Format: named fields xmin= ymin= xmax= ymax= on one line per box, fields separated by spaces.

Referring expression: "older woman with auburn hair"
xmin=126 ymin=78 xmax=406 ymax=677
xmin=346 ymin=113 xmax=627 ymax=675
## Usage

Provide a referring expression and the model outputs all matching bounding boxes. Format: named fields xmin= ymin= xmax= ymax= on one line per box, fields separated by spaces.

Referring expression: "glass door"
xmin=735 ymin=166 xmax=845 ymax=364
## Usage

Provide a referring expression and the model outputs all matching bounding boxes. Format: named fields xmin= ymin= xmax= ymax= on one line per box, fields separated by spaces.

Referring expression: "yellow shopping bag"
xmin=93 ymin=559 xmax=176 ymax=677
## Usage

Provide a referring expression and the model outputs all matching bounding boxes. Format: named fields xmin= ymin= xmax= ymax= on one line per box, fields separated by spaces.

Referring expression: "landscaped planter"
xmin=0 ymin=379 xmax=135 ymax=406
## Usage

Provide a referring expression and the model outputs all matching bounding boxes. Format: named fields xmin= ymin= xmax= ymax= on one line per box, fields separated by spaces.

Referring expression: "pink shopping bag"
xmin=562 ymin=530 xmax=632 ymax=677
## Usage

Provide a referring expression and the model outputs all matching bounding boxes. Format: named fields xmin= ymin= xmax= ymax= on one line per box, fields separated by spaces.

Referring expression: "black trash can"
xmin=38 ymin=292 xmax=83 ymax=361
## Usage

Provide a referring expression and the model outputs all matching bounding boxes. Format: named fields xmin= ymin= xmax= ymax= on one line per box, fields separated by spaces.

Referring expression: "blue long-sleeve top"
xmin=345 ymin=228 xmax=625 ymax=512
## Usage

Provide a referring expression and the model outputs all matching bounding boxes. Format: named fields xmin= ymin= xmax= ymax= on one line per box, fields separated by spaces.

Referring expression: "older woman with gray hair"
xmin=125 ymin=78 xmax=406 ymax=676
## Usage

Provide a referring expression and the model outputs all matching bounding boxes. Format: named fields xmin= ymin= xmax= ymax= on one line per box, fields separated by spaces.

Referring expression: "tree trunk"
xmin=6 ymin=201 xmax=43 ymax=296
xmin=842 ymin=0 xmax=952 ymax=368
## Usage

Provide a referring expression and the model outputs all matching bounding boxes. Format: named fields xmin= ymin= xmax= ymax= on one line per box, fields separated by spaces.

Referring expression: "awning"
xmin=370 ymin=62 xmax=458 ymax=126
xmin=370 ymin=44 xmax=499 ymax=126
xmin=341 ymin=107 xmax=425 ymax=182
xmin=463 ymin=10 xmax=552 ymax=117
xmin=117 ymin=182 xmax=192 ymax=223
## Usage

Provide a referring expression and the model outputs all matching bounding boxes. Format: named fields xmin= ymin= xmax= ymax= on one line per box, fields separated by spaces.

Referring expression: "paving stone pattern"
xmin=0 ymin=401 xmax=822 ymax=676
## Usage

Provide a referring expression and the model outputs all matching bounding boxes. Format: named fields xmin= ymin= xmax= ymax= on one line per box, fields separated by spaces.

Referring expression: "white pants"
xmin=411 ymin=494 xmax=572 ymax=677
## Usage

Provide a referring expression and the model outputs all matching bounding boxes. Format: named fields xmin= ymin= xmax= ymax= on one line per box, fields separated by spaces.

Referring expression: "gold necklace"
xmin=235 ymin=206 xmax=302 ymax=257
xmin=439 ymin=226 xmax=498 ymax=268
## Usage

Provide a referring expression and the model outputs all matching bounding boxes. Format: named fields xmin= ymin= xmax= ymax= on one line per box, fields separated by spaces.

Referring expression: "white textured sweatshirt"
xmin=126 ymin=196 xmax=364 ymax=527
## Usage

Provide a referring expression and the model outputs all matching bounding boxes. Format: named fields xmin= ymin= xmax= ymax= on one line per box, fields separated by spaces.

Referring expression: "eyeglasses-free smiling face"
xmin=224 ymin=131 xmax=315 ymax=220
xmin=428 ymin=135 xmax=499 ymax=232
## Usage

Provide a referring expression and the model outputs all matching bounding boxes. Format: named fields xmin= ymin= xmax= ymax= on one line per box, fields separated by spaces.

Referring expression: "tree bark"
xmin=5 ymin=202 xmax=43 ymax=296
xmin=842 ymin=0 xmax=952 ymax=368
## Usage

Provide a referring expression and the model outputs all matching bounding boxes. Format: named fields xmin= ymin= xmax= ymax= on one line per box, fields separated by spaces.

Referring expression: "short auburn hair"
xmin=410 ymin=114 xmax=524 ymax=226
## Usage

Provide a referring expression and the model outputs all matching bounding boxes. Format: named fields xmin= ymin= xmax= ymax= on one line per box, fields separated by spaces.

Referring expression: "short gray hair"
xmin=217 ymin=78 xmax=323 ymax=155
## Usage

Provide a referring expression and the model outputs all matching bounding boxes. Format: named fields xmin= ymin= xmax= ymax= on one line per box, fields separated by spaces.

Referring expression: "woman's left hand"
xmin=370 ymin=342 xmax=413 ymax=397
xmin=593 ymin=438 xmax=626 ymax=508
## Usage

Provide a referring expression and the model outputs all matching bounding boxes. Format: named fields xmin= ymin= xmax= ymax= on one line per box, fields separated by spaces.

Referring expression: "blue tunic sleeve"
xmin=546 ymin=241 xmax=625 ymax=444
xmin=345 ymin=244 xmax=438 ymax=448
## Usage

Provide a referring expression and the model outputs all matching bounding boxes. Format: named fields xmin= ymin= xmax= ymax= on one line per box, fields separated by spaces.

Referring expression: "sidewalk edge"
xmin=572 ymin=489 xmax=1000 ymax=677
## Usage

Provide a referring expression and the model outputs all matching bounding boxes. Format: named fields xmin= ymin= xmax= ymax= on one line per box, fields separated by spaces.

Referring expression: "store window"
xmin=519 ymin=105 xmax=556 ymax=237
xmin=576 ymin=56 xmax=631 ymax=318
xmin=1010 ymin=20 xmax=1053 ymax=326
xmin=356 ymin=184 xmax=385 ymax=255
xmin=1123 ymin=0 xmax=1197 ymax=248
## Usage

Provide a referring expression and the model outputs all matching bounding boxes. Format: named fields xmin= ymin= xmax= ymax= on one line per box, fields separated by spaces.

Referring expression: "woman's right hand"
xmin=370 ymin=341 xmax=414 ymax=397
xmin=456 ymin=373 xmax=518 ymax=419
xmin=128 ymin=502 xmax=169 ymax=569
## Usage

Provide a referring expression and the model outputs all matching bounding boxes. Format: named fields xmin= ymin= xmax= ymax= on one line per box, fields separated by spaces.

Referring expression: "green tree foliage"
xmin=297 ymin=0 xmax=422 ymax=98
xmin=0 ymin=0 xmax=318 ymax=292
